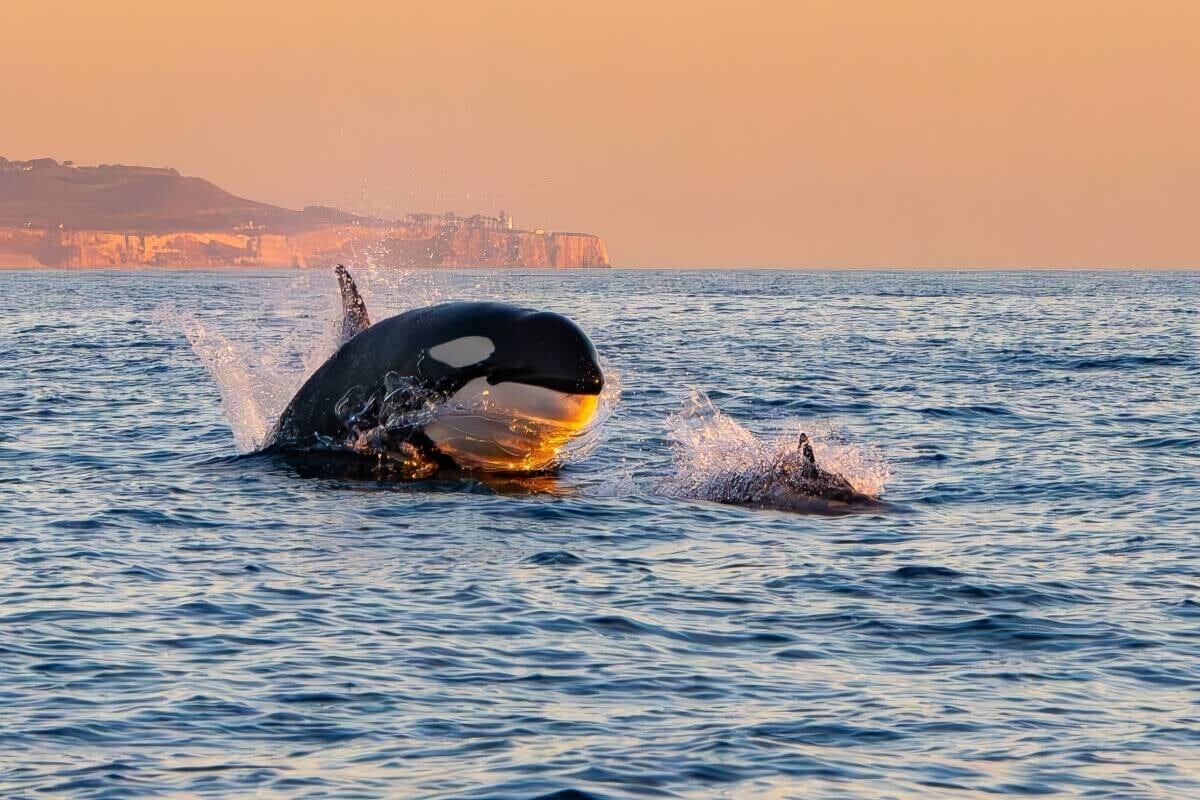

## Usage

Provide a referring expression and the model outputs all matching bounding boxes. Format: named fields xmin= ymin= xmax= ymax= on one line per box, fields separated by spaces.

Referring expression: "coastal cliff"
xmin=0 ymin=224 xmax=610 ymax=269
xmin=0 ymin=157 xmax=610 ymax=268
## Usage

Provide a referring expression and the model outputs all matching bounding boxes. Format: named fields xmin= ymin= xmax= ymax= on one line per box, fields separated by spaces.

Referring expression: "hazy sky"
xmin=4 ymin=0 xmax=1198 ymax=267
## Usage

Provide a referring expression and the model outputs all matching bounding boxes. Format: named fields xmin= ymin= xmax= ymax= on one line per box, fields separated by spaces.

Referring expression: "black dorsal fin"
xmin=334 ymin=264 xmax=371 ymax=343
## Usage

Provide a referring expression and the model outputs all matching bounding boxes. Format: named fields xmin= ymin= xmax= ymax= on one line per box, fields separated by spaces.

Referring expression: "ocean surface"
xmin=1 ymin=267 xmax=1198 ymax=799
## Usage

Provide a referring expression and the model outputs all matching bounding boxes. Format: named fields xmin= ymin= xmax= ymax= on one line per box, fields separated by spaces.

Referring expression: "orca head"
xmin=484 ymin=309 xmax=604 ymax=396
xmin=420 ymin=307 xmax=606 ymax=471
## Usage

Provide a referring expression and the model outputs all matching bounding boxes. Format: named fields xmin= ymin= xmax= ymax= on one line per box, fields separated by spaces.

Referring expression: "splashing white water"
xmin=661 ymin=389 xmax=889 ymax=504
xmin=183 ymin=319 xmax=284 ymax=451
xmin=178 ymin=270 xmax=351 ymax=450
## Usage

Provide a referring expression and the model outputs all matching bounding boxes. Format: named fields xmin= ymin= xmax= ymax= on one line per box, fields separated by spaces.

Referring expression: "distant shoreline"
xmin=0 ymin=225 xmax=610 ymax=270
xmin=0 ymin=158 xmax=611 ymax=269
xmin=3 ymin=264 xmax=1196 ymax=272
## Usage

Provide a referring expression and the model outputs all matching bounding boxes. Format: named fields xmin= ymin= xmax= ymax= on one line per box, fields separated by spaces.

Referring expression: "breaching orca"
xmin=267 ymin=265 xmax=605 ymax=475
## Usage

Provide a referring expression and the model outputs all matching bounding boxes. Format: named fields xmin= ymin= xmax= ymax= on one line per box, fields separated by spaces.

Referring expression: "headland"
xmin=0 ymin=157 xmax=610 ymax=268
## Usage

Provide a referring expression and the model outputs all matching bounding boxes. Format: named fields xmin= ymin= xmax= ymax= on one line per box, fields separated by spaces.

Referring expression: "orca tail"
xmin=335 ymin=264 xmax=371 ymax=343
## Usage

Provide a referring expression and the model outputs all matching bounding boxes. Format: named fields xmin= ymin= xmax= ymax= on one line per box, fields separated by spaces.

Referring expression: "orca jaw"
xmin=421 ymin=376 xmax=603 ymax=472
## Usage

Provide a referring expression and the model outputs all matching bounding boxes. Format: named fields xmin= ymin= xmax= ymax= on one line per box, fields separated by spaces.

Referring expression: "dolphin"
xmin=266 ymin=265 xmax=605 ymax=475
xmin=746 ymin=432 xmax=880 ymax=513
xmin=694 ymin=433 xmax=881 ymax=514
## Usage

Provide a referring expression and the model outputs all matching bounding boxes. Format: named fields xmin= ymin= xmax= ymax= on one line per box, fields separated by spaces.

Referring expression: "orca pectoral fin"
xmin=334 ymin=264 xmax=371 ymax=343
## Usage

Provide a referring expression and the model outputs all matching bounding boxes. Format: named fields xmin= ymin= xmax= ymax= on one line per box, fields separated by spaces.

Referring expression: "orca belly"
xmin=423 ymin=377 xmax=600 ymax=471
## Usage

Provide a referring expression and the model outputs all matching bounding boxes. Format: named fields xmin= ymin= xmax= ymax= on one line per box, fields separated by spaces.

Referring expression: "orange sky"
xmin=3 ymin=0 xmax=1199 ymax=267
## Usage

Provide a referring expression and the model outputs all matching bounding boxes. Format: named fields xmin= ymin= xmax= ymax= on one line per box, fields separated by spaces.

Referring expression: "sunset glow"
xmin=5 ymin=0 xmax=1198 ymax=266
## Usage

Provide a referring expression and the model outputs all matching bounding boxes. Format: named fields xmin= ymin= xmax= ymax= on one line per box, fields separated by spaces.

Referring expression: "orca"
xmin=267 ymin=265 xmax=605 ymax=475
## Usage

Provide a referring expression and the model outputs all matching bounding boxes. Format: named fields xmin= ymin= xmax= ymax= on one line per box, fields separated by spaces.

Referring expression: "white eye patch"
xmin=428 ymin=336 xmax=495 ymax=368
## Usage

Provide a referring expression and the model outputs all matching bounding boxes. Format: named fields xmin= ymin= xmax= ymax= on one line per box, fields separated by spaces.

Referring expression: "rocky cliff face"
xmin=0 ymin=157 xmax=611 ymax=268
xmin=0 ymin=224 xmax=610 ymax=269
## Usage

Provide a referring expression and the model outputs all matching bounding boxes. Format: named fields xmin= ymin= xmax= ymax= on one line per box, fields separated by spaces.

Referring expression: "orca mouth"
xmin=485 ymin=363 xmax=604 ymax=396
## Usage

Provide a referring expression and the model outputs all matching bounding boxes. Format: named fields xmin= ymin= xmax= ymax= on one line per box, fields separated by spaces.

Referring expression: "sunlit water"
xmin=2 ymin=268 xmax=1198 ymax=799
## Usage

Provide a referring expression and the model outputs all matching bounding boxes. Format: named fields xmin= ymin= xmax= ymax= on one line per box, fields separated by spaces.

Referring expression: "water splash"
xmin=661 ymin=389 xmax=889 ymax=505
xmin=183 ymin=320 xmax=269 ymax=451
xmin=178 ymin=272 xmax=345 ymax=450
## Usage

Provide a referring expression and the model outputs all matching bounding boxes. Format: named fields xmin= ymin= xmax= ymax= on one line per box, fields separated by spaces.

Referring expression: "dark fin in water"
xmin=798 ymin=432 xmax=816 ymax=465
xmin=795 ymin=430 xmax=858 ymax=495
xmin=335 ymin=264 xmax=371 ymax=343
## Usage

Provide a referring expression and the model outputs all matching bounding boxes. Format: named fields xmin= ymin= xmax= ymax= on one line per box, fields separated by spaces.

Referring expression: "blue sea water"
xmin=1 ymin=267 xmax=1198 ymax=799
